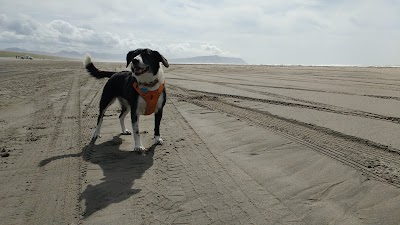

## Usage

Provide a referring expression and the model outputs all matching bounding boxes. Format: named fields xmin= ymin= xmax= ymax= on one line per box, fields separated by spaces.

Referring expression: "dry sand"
xmin=1 ymin=59 xmax=400 ymax=224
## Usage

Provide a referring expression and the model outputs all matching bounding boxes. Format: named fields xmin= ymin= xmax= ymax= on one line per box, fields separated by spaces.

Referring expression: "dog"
xmin=84 ymin=48 xmax=169 ymax=152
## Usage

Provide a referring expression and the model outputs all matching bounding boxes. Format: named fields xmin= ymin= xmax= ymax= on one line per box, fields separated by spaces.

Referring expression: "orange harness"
xmin=133 ymin=81 xmax=165 ymax=115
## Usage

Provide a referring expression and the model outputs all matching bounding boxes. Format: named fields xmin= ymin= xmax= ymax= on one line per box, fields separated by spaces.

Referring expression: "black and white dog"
xmin=84 ymin=48 xmax=169 ymax=152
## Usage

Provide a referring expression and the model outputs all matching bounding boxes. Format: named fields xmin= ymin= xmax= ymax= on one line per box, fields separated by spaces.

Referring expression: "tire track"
xmin=169 ymin=76 xmax=400 ymax=101
xmin=169 ymin=85 xmax=400 ymax=188
xmin=79 ymin=99 xmax=302 ymax=224
xmin=224 ymin=82 xmax=400 ymax=102
xmin=172 ymin=85 xmax=400 ymax=125
xmin=169 ymin=68 xmax=400 ymax=91
xmin=77 ymin=75 xmax=302 ymax=223
xmin=0 ymin=71 xmax=75 ymax=108
xmin=28 ymin=71 xmax=83 ymax=224
xmin=78 ymin=78 xmax=106 ymax=219
xmin=166 ymin=100 xmax=302 ymax=224
xmin=220 ymin=84 xmax=400 ymax=124
xmin=0 ymin=68 xmax=81 ymax=224
xmin=0 ymin=61 xmax=109 ymax=224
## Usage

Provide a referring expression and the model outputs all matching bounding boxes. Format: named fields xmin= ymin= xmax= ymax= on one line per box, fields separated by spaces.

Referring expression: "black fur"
xmin=85 ymin=62 xmax=116 ymax=79
xmin=85 ymin=48 xmax=168 ymax=150
xmin=126 ymin=48 xmax=169 ymax=75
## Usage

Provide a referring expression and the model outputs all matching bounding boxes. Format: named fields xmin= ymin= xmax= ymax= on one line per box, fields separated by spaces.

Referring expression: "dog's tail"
xmin=84 ymin=53 xmax=115 ymax=79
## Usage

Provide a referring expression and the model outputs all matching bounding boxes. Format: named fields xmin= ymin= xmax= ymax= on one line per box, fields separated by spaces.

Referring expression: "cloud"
xmin=1 ymin=1 xmax=400 ymax=64
xmin=201 ymin=44 xmax=224 ymax=55
xmin=162 ymin=43 xmax=230 ymax=58
xmin=45 ymin=20 xmax=121 ymax=47
xmin=0 ymin=14 xmax=229 ymax=58
xmin=0 ymin=14 xmax=39 ymax=35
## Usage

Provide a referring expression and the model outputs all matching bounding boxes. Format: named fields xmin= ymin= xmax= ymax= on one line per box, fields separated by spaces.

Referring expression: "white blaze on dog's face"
xmin=132 ymin=55 xmax=147 ymax=74
xmin=126 ymin=48 xmax=169 ymax=85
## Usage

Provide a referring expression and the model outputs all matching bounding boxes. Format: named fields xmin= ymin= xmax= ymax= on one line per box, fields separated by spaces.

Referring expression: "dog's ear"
xmin=126 ymin=49 xmax=141 ymax=67
xmin=153 ymin=50 xmax=169 ymax=68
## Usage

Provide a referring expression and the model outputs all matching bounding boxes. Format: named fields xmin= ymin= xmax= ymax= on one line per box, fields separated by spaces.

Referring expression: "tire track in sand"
xmin=169 ymin=77 xmax=400 ymax=102
xmin=169 ymin=85 xmax=400 ymax=188
xmin=168 ymin=77 xmax=400 ymax=124
xmin=29 ymin=71 xmax=83 ymax=224
xmin=78 ymin=99 xmax=302 ymax=224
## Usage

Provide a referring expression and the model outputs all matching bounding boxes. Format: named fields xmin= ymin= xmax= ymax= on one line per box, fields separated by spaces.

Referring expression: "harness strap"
xmin=133 ymin=81 xmax=165 ymax=115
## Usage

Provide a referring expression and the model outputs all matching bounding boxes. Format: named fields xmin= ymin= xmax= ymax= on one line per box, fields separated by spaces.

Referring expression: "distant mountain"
xmin=1 ymin=47 xmax=124 ymax=61
xmin=170 ymin=55 xmax=247 ymax=65
xmin=53 ymin=50 xmax=123 ymax=61
xmin=3 ymin=47 xmax=28 ymax=53
xmin=54 ymin=50 xmax=82 ymax=58
xmin=1 ymin=48 xmax=66 ymax=60
xmin=87 ymin=52 xmax=123 ymax=61
xmin=2 ymin=47 xmax=247 ymax=64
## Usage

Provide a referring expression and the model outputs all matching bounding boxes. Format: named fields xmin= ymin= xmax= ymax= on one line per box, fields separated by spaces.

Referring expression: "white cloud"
xmin=200 ymin=44 xmax=224 ymax=55
xmin=162 ymin=42 xmax=230 ymax=58
xmin=1 ymin=1 xmax=400 ymax=64
xmin=0 ymin=13 xmax=229 ymax=59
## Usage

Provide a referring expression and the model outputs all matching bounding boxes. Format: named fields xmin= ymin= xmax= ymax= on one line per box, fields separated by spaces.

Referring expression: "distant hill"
xmin=1 ymin=47 xmax=123 ymax=61
xmin=170 ymin=55 xmax=247 ymax=65
xmin=2 ymin=47 xmax=80 ymax=60
xmin=50 ymin=50 xmax=123 ymax=61
xmin=3 ymin=47 xmax=27 ymax=53
xmin=2 ymin=48 xmax=247 ymax=64
xmin=55 ymin=50 xmax=82 ymax=58
xmin=0 ymin=49 xmax=67 ymax=60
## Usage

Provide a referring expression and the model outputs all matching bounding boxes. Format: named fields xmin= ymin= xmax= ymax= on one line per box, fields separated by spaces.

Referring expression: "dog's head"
xmin=126 ymin=48 xmax=169 ymax=76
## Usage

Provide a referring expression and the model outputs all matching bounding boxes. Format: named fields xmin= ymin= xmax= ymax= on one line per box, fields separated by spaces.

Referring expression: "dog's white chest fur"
xmin=135 ymin=68 xmax=165 ymax=115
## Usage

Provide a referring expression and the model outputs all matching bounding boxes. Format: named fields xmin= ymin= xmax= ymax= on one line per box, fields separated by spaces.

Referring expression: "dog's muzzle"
xmin=134 ymin=66 xmax=149 ymax=76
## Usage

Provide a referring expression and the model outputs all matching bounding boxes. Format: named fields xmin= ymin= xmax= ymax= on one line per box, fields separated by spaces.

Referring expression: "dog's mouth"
xmin=134 ymin=66 xmax=149 ymax=76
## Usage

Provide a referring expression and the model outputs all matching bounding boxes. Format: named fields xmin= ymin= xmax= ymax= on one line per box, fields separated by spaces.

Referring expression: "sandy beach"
xmin=1 ymin=59 xmax=400 ymax=224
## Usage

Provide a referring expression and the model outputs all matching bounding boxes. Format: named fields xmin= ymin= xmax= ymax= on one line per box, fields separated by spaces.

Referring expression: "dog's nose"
xmin=132 ymin=59 xmax=139 ymax=64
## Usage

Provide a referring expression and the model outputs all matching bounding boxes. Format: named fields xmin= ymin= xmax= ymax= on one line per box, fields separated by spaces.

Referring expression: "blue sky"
xmin=1 ymin=0 xmax=400 ymax=65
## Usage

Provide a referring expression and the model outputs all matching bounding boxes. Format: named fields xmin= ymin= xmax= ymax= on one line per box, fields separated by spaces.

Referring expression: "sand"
xmin=0 ymin=59 xmax=400 ymax=224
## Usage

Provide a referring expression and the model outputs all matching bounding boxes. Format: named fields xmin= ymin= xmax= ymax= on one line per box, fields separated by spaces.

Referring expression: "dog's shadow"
xmin=39 ymin=135 xmax=155 ymax=218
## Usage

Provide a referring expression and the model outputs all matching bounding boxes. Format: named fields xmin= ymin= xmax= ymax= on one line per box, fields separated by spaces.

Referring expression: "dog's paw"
xmin=133 ymin=145 xmax=146 ymax=153
xmin=154 ymin=136 xmax=164 ymax=145
xmin=121 ymin=129 xmax=132 ymax=135
xmin=91 ymin=134 xmax=101 ymax=142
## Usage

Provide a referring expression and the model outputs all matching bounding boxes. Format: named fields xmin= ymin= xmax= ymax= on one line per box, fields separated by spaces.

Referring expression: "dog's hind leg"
xmin=154 ymin=108 xmax=164 ymax=145
xmin=118 ymin=98 xmax=132 ymax=135
xmin=92 ymin=96 xmax=115 ymax=141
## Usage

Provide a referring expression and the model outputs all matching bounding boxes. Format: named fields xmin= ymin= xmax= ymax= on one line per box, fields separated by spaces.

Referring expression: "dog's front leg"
xmin=154 ymin=109 xmax=164 ymax=145
xmin=131 ymin=114 xmax=145 ymax=152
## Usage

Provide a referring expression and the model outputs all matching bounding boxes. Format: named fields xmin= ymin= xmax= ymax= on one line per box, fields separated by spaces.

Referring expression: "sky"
xmin=1 ymin=0 xmax=400 ymax=65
